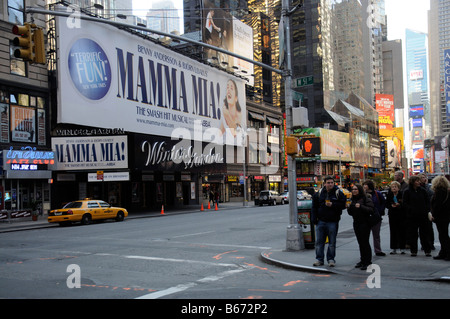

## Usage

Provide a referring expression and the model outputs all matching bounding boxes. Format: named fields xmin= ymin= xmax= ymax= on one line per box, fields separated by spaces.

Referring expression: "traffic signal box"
xmin=12 ymin=23 xmax=46 ymax=64
xmin=285 ymin=136 xmax=299 ymax=155
xmin=300 ymin=136 xmax=321 ymax=156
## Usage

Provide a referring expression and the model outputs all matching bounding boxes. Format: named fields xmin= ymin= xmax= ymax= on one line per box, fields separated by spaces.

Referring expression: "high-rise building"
xmin=405 ymin=29 xmax=430 ymax=173
xmin=146 ymin=0 xmax=182 ymax=34
xmin=429 ymin=0 xmax=450 ymax=136
xmin=361 ymin=0 xmax=386 ymax=106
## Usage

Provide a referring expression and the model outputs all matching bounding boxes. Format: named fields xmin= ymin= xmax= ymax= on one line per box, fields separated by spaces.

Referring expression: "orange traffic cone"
xmin=160 ymin=205 xmax=165 ymax=215
xmin=207 ymin=202 xmax=211 ymax=209
xmin=215 ymin=203 xmax=218 ymax=211
xmin=201 ymin=203 xmax=204 ymax=211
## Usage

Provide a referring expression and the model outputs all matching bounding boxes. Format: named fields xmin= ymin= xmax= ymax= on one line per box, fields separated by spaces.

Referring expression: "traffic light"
xmin=300 ymin=137 xmax=321 ymax=156
xmin=12 ymin=23 xmax=46 ymax=64
xmin=33 ymin=27 xmax=46 ymax=64
xmin=285 ymin=136 xmax=299 ymax=155
xmin=12 ymin=23 xmax=33 ymax=61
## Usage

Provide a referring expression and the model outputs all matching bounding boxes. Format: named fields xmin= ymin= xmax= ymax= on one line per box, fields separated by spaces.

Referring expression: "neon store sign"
xmin=4 ymin=146 xmax=55 ymax=171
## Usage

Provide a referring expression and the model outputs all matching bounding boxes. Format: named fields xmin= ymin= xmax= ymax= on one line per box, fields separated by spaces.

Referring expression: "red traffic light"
xmin=12 ymin=24 xmax=29 ymax=36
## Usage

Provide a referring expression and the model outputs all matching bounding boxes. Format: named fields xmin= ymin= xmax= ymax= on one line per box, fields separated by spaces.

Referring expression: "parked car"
xmin=281 ymin=192 xmax=289 ymax=203
xmin=258 ymin=190 xmax=284 ymax=206
xmin=48 ymin=199 xmax=128 ymax=226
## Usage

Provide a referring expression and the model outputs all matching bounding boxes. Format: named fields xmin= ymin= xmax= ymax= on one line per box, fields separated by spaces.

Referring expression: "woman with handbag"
xmin=348 ymin=184 xmax=375 ymax=270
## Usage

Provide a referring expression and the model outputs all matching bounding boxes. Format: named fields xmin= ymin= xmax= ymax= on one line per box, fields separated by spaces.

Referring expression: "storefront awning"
xmin=248 ymin=111 xmax=265 ymax=121
xmin=266 ymin=116 xmax=282 ymax=125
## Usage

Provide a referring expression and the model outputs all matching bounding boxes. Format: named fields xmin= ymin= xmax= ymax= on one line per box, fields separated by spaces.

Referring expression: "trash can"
xmin=297 ymin=199 xmax=315 ymax=249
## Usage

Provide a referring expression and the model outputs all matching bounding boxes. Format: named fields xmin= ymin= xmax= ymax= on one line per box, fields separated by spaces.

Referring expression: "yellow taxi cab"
xmin=48 ymin=199 xmax=128 ymax=226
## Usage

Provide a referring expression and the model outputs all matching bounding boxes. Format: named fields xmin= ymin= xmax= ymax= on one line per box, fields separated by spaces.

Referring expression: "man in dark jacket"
xmin=363 ymin=180 xmax=386 ymax=256
xmin=403 ymin=175 xmax=432 ymax=256
xmin=312 ymin=176 xmax=347 ymax=267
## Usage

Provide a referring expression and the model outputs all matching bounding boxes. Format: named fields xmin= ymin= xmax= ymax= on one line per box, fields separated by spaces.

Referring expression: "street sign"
xmin=293 ymin=76 xmax=314 ymax=88
xmin=292 ymin=90 xmax=303 ymax=101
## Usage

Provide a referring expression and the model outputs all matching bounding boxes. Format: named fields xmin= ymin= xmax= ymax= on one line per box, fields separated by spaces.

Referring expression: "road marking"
xmin=171 ymin=231 xmax=215 ymax=238
xmin=124 ymin=255 xmax=237 ymax=267
xmin=179 ymin=242 xmax=272 ymax=250
xmin=136 ymin=268 xmax=249 ymax=299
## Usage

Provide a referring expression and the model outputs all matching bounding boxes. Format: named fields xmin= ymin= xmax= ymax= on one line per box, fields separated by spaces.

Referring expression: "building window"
xmin=5 ymin=91 xmax=47 ymax=145
xmin=8 ymin=0 xmax=24 ymax=24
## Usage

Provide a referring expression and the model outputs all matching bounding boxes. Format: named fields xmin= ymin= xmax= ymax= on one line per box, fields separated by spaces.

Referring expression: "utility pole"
xmin=282 ymin=0 xmax=304 ymax=251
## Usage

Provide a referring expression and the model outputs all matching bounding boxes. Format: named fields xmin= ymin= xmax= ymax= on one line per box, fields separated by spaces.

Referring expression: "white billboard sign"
xmin=52 ymin=135 xmax=128 ymax=171
xmin=56 ymin=17 xmax=246 ymax=144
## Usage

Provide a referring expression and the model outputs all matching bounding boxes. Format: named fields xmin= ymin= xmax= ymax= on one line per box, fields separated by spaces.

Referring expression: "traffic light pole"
xmin=282 ymin=0 xmax=304 ymax=251
xmin=26 ymin=5 xmax=304 ymax=250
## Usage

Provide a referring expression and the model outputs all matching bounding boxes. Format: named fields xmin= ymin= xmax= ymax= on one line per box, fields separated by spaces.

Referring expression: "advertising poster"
xmin=375 ymin=94 xmax=394 ymax=136
xmin=56 ymin=16 xmax=246 ymax=145
xmin=52 ymin=135 xmax=128 ymax=171
xmin=409 ymin=105 xmax=424 ymax=118
xmin=202 ymin=0 xmax=254 ymax=85
xmin=0 ymin=103 xmax=9 ymax=143
xmin=11 ymin=105 xmax=35 ymax=143
xmin=444 ymin=48 xmax=450 ymax=122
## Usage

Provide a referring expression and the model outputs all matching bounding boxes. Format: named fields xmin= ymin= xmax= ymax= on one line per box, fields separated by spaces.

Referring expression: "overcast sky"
xmin=385 ymin=0 xmax=430 ymax=41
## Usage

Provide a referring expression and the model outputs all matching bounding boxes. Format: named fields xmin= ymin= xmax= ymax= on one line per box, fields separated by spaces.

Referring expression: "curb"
xmin=260 ymin=250 xmax=450 ymax=283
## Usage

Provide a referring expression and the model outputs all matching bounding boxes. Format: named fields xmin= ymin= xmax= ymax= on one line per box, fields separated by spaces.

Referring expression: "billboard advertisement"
xmin=350 ymin=128 xmax=370 ymax=167
xmin=444 ymin=48 xmax=450 ymax=122
xmin=375 ymin=94 xmax=394 ymax=136
xmin=293 ymin=128 xmax=351 ymax=162
xmin=202 ymin=0 xmax=254 ymax=85
xmin=412 ymin=118 xmax=423 ymax=128
xmin=56 ymin=16 xmax=247 ymax=145
xmin=409 ymin=105 xmax=424 ymax=118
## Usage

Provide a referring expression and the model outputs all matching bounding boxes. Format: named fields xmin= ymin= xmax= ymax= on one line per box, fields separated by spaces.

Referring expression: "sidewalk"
xmin=260 ymin=222 xmax=450 ymax=282
xmin=0 ymin=200 xmax=252 ymax=233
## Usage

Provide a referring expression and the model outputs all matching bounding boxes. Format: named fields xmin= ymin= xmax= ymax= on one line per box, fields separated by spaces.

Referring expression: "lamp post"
xmin=337 ymin=148 xmax=343 ymax=187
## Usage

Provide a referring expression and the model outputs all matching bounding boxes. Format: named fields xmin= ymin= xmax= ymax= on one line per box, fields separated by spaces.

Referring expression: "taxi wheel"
xmin=81 ymin=214 xmax=92 ymax=225
xmin=115 ymin=211 xmax=125 ymax=222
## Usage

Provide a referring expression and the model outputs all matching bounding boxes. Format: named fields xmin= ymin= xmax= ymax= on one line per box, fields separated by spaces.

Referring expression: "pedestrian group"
xmin=311 ymin=172 xmax=450 ymax=270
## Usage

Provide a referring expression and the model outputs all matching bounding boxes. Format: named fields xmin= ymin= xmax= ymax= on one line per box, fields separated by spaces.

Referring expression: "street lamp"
xmin=337 ymin=148 xmax=343 ymax=187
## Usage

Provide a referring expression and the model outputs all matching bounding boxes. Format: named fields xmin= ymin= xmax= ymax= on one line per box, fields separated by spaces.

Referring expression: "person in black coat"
xmin=386 ymin=181 xmax=407 ymax=254
xmin=347 ymin=184 xmax=374 ymax=270
xmin=311 ymin=176 xmax=347 ymax=267
xmin=403 ymin=175 xmax=432 ymax=256
xmin=430 ymin=175 xmax=450 ymax=261
xmin=363 ymin=180 xmax=386 ymax=256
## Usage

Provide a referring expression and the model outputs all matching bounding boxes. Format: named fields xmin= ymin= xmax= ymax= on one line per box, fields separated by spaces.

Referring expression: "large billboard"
xmin=444 ymin=48 xmax=450 ymax=122
xmin=375 ymin=94 xmax=394 ymax=136
xmin=56 ymin=16 xmax=247 ymax=145
xmin=202 ymin=0 xmax=254 ymax=85
xmin=294 ymin=128 xmax=351 ymax=162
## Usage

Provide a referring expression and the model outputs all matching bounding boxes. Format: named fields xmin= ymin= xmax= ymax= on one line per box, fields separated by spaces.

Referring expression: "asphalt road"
xmin=0 ymin=204 xmax=449 ymax=307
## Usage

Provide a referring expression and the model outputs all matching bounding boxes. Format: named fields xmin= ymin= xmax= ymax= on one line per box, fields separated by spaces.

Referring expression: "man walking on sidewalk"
xmin=312 ymin=176 xmax=347 ymax=267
